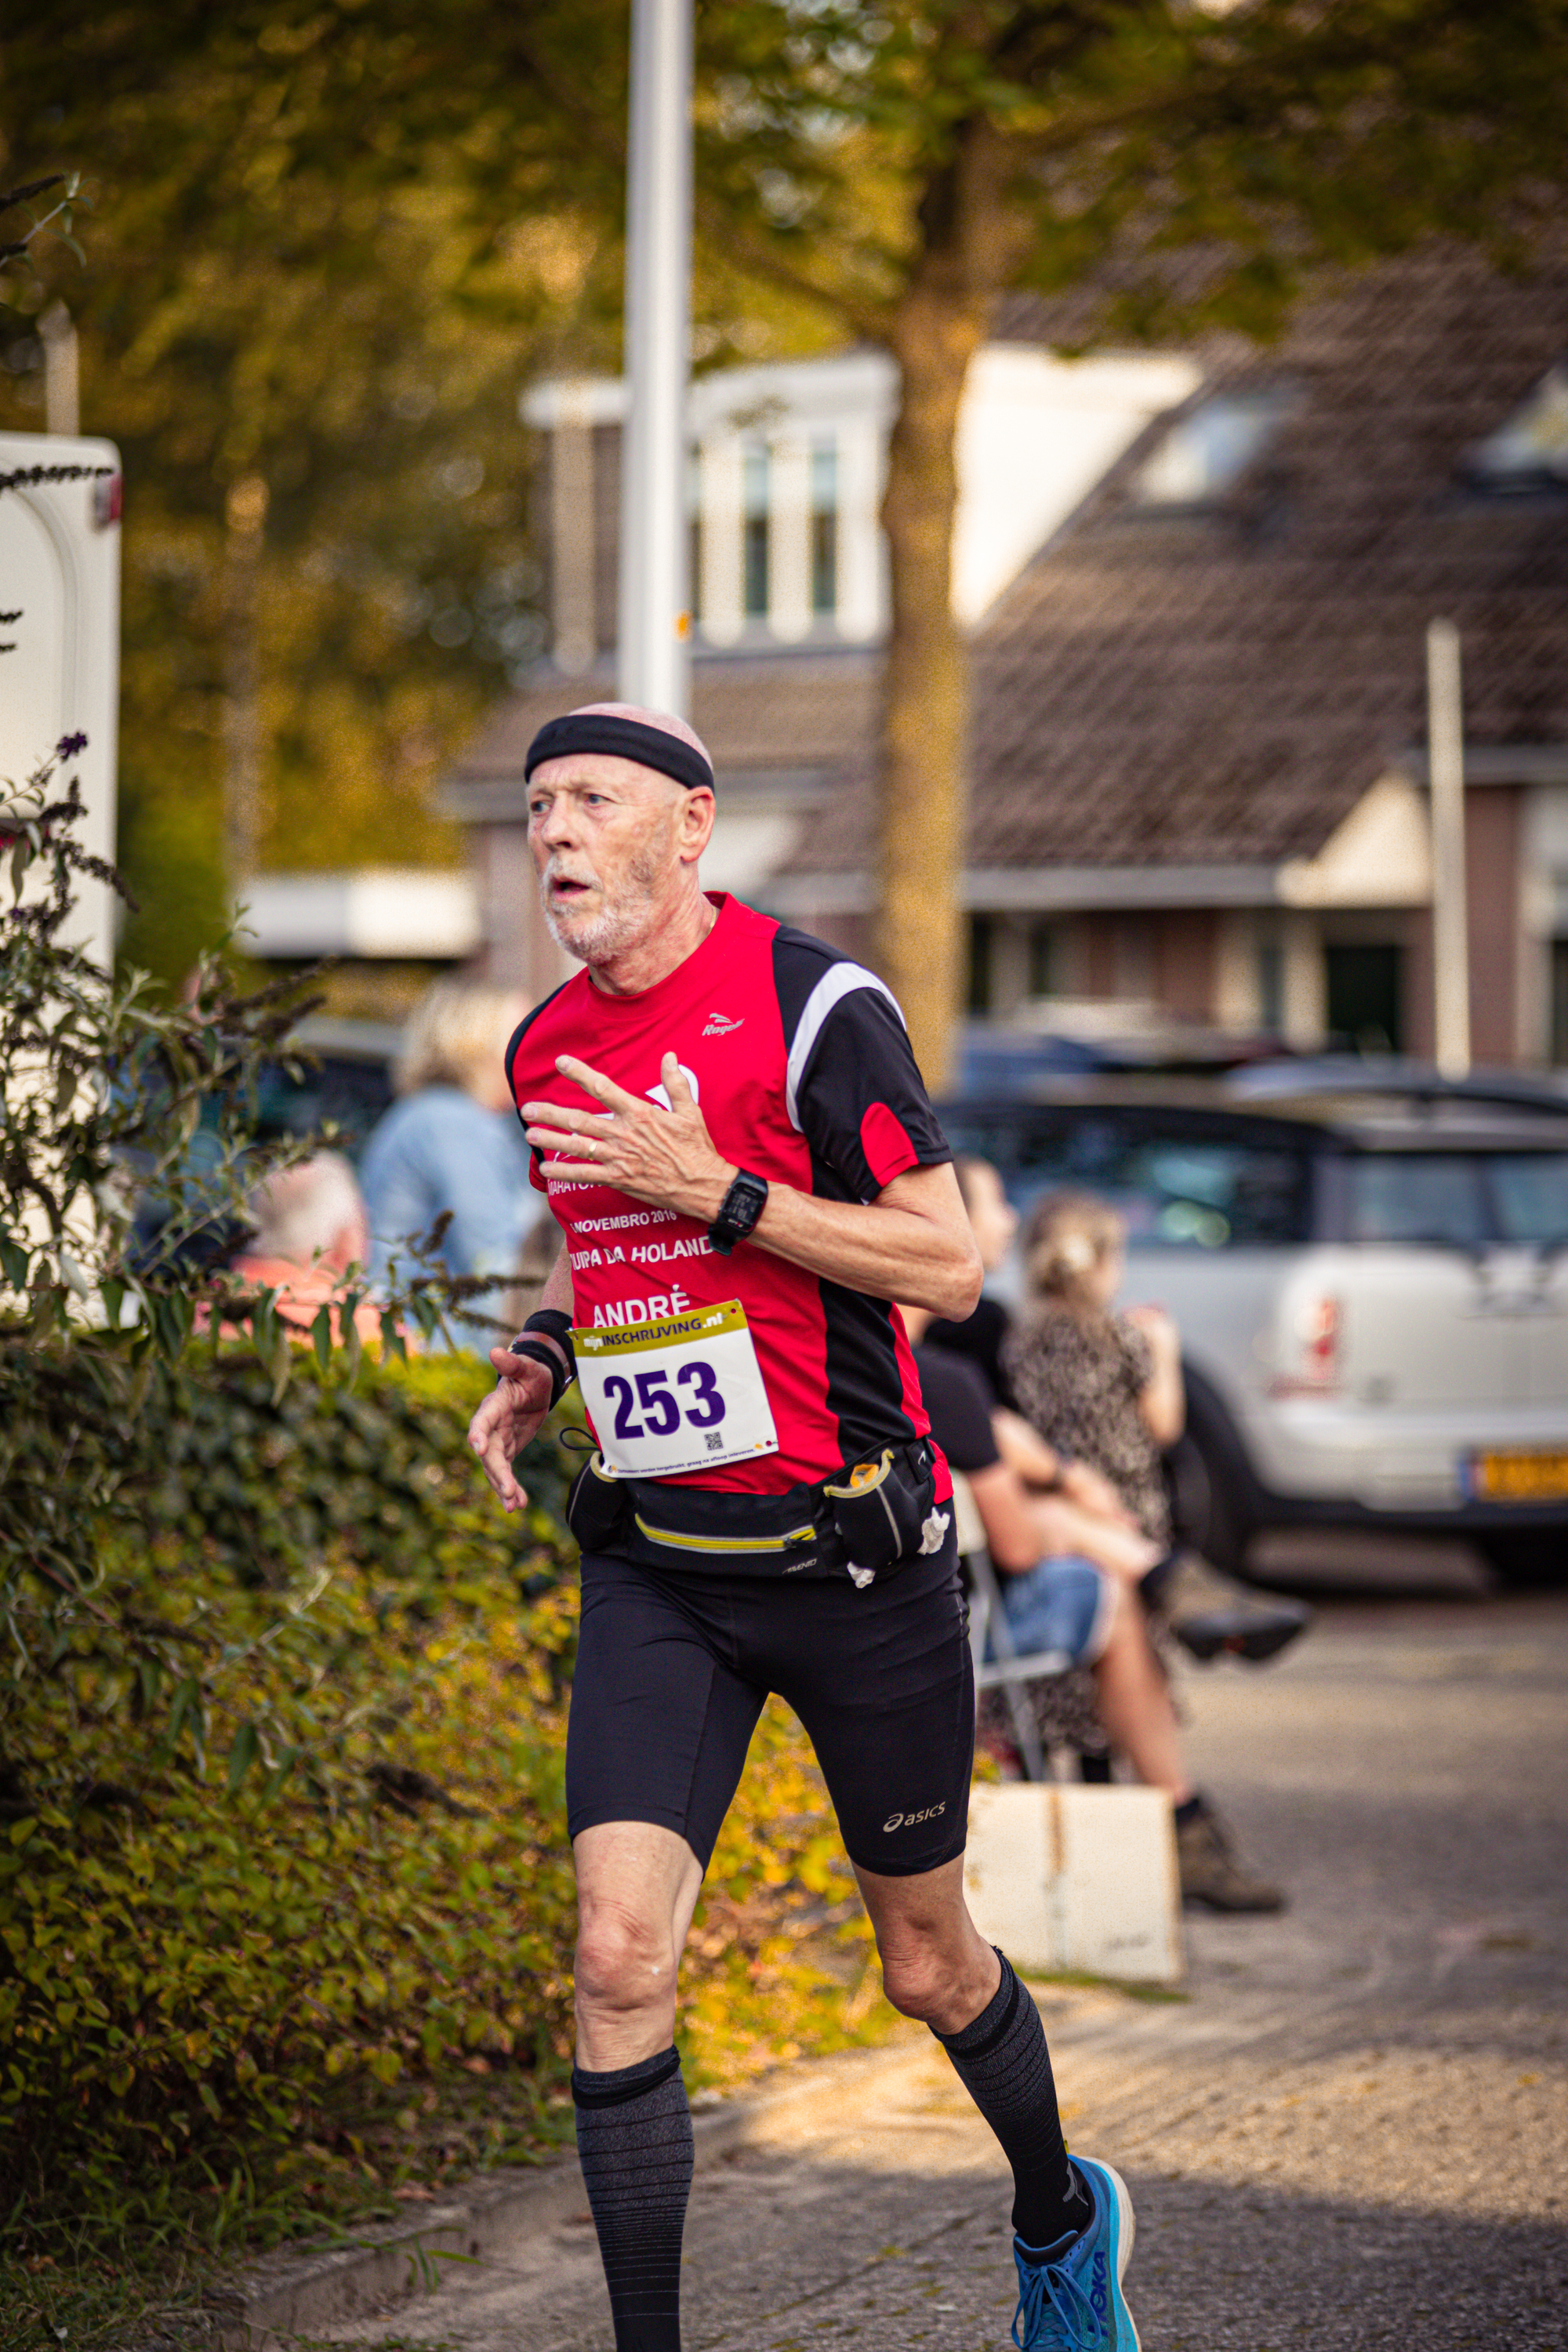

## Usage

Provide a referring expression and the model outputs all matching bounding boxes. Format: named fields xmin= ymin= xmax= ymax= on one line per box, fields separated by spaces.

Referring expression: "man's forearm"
xmin=747 ymin=1172 xmax=981 ymax=1319
xmin=540 ymin=1244 xmax=574 ymax=1317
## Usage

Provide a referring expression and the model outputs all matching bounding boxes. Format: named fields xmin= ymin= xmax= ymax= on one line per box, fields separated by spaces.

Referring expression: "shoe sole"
xmin=1173 ymin=1616 xmax=1309 ymax=1664
xmin=1078 ymin=2156 xmax=1141 ymax=2352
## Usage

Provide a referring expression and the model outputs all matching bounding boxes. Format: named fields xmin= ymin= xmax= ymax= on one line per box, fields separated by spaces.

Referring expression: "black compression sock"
xmin=572 ymin=2046 xmax=693 ymax=2352
xmin=935 ymin=1950 xmax=1090 ymax=2249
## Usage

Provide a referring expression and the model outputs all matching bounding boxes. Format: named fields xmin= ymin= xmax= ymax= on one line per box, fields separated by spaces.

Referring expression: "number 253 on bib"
xmin=572 ymin=1301 xmax=780 ymax=1479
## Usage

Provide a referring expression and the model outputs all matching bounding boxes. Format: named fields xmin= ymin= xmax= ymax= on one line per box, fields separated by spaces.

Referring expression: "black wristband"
xmin=505 ymin=1308 xmax=576 ymax=1410
xmin=709 ymin=1169 xmax=768 ymax=1257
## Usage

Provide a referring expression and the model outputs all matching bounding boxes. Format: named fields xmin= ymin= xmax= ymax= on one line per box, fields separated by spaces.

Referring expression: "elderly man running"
xmin=467 ymin=702 xmax=1139 ymax=2352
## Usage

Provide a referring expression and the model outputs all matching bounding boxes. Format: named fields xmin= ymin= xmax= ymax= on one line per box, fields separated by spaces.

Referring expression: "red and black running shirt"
xmin=504 ymin=894 xmax=953 ymax=1499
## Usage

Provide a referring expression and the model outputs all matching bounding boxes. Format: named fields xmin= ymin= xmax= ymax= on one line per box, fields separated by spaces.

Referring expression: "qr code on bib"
xmin=704 ymin=1432 xmax=724 ymax=1453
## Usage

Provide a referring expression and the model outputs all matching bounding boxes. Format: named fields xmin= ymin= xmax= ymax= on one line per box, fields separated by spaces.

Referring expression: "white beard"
xmin=539 ymin=847 xmax=663 ymax=965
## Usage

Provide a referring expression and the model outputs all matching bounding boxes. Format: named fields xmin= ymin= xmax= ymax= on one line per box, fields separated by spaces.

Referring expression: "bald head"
xmin=569 ymin=701 xmax=712 ymax=768
xmin=525 ymin=701 xmax=717 ymax=985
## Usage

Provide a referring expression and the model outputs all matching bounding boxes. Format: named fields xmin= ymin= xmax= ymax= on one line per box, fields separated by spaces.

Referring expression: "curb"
xmin=207 ymin=2038 xmax=922 ymax=2349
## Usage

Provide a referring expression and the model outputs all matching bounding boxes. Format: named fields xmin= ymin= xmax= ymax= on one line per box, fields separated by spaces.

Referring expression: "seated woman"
xmin=906 ymin=1316 xmax=1285 ymax=1915
xmin=930 ymin=1160 xmax=1308 ymax=1663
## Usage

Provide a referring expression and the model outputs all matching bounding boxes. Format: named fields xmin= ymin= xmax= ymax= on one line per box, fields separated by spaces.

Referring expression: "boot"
xmin=1176 ymin=1802 xmax=1285 ymax=1913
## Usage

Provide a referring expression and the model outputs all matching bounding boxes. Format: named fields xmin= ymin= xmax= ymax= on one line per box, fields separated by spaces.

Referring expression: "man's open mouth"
xmin=550 ymin=875 xmax=593 ymax=902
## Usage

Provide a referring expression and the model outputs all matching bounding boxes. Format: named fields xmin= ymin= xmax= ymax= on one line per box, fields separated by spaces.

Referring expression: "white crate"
xmin=964 ymin=1783 xmax=1184 ymax=1984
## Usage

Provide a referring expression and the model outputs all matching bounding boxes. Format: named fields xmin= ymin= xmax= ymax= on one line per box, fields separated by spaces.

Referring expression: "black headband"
xmin=524 ymin=713 xmax=714 ymax=794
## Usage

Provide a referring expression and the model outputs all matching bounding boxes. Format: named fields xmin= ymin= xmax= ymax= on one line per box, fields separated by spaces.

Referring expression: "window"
xmin=811 ymin=442 xmax=837 ymax=617
xmin=967 ymin=913 xmax=995 ymax=1015
xmin=1345 ymin=1156 xmax=1488 ymax=1250
xmin=941 ymin=1110 xmax=1313 ymax=1249
xmin=1325 ymin=942 xmax=1403 ymax=1054
xmin=1485 ymin=1155 xmax=1568 ymax=1247
xmin=687 ymin=452 xmax=702 ymax=624
xmin=1026 ymin=919 xmax=1056 ymax=1000
xmin=1468 ymin=363 xmax=1568 ymax=492
xmin=743 ymin=445 xmax=770 ymax=619
xmin=1132 ymin=390 xmax=1294 ymax=506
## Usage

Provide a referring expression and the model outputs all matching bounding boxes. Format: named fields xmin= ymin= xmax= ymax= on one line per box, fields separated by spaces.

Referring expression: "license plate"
xmin=1467 ymin=1449 xmax=1568 ymax=1502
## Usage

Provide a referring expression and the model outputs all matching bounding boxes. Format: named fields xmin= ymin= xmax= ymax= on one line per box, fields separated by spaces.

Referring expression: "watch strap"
xmin=709 ymin=1169 xmax=769 ymax=1257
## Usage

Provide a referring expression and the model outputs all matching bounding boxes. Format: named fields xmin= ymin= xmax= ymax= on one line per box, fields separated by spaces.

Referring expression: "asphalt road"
xmin=328 ymin=1558 xmax=1568 ymax=2352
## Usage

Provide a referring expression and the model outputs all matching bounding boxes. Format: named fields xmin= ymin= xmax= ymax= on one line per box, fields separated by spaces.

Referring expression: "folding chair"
xmin=949 ymin=1470 xmax=1071 ymax=1785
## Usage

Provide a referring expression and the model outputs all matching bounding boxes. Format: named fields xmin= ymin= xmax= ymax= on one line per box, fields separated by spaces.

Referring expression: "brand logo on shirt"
xmin=645 ymin=1064 xmax=701 ymax=1112
xmin=702 ymin=1012 xmax=744 ymax=1037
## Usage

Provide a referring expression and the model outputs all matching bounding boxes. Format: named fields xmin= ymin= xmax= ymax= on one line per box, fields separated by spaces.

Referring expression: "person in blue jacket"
xmin=361 ymin=978 xmax=535 ymax=1352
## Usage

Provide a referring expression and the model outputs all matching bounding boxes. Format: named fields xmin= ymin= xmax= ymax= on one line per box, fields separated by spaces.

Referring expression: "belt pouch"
xmin=824 ymin=1443 xmax=937 ymax=1574
xmin=565 ymin=1451 xmax=632 ymax=1553
xmin=624 ymin=1475 xmax=837 ymax=1576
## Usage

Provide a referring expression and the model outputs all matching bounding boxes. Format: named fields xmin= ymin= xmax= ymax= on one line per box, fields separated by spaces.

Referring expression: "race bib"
xmin=572 ymin=1300 xmax=780 ymax=1479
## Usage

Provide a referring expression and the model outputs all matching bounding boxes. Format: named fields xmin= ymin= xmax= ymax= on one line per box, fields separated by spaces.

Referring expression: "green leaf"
xmin=227 ymin=1721 xmax=260 ymax=1795
xmin=0 ymin=1237 xmax=28 ymax=1290
xmin=310 ymin=1304 xmax=332 ymax=1375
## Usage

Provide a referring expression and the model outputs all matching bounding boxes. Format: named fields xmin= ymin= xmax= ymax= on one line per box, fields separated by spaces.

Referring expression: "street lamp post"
xmin=1427 ymin=619 xmax=1471 ymax=1081
xmin=617 ymin=0 xmax=693 ymax=718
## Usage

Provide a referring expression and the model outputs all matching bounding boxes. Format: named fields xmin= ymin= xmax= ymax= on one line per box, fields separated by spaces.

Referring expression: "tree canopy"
xmin=5 ymin=2 xmax=1567 ymax=1051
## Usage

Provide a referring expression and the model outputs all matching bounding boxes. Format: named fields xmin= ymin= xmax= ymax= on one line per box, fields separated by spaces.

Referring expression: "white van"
xmin=942 ymin=1075 xmax=1568 ymax=1583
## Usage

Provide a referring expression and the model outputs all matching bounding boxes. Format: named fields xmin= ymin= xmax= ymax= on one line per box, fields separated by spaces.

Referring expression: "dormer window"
xmin=1131 ymin=389 xmax=1294 ymax=506
xmin=1468 ymin=363 xmax=1568 ymax=492
xmin=811 ymin=443 xmax=837 ymax=618
xmin=742 ymin=445 xmax=770 ymax=619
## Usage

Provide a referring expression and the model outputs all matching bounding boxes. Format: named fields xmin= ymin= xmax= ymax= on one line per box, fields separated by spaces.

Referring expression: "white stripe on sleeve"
xmin=783 ymin=961 xmax=906 ymax=1133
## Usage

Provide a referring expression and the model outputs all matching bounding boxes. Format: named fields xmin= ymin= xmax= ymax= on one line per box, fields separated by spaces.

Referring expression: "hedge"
xmin=1 ymin=1352 xmax=880 ymax=2260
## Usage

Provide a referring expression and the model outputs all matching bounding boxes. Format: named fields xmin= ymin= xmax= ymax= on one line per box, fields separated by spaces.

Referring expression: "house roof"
xmin=782 ymin=242 xmax=1568 ymax=887
xmin=446 ymin=243 xmax=1568 ymax=887
xmin=440 ymin=648 xmax=878 ymax=819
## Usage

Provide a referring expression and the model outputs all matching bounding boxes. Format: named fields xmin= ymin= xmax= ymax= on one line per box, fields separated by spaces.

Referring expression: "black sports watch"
xmin=709 ymin=1168 xmax=768 ymax=1256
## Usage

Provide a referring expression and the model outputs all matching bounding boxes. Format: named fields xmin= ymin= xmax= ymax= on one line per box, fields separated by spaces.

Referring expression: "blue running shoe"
xmin=1011 ymin=2157 xmax=1139 ymax=2351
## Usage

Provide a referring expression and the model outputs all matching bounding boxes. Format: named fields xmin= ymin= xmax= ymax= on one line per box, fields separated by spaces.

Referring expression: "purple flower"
xmin=56 ymin=731 xmax=89 ymax=757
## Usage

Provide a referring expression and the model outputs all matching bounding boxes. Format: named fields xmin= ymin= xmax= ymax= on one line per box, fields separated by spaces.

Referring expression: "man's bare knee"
xmin=575 ymin=1899 xmax=676 ymax=2020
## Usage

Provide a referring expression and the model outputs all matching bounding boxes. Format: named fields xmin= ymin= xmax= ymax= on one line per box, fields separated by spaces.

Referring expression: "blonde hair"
xmin=1020 ymin=1191 xmax=1125 ymax=1314
xmin=396 ymin=979 xmax=523 ymax=1099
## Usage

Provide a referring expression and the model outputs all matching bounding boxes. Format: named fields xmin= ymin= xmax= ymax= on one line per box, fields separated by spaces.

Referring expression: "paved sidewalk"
xmin=325 ymin=1592 xmax=1568 ymax=2350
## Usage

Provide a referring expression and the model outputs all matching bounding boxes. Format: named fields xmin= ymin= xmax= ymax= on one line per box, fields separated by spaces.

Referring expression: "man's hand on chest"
xmin=521 ymin=1050 xmax=739 ymax=1224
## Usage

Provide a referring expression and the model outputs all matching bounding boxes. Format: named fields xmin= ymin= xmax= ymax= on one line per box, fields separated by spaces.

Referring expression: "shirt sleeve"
xmin=793 ymin=983 xmax=953 ymax=1201
xmin=913 ymin=1348 xmax=1000 ymax=1475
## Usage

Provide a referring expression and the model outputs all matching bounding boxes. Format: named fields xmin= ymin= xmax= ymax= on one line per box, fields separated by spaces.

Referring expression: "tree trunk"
xmin=873 ymin=127 xmax=1000 ymax=1092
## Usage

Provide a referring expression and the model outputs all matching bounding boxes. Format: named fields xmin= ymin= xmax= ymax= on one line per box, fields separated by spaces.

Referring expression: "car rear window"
xmin=1345 ymin=1151 xmax=1568 ymax=1247
xmin=1345 ymin=1154 xmax=1490 ymax=1248
xmin=1485 ymin=1152 xmax=1568 ymax=1246
xmin=942 ymin=1112 xmax=1312 ymax=1248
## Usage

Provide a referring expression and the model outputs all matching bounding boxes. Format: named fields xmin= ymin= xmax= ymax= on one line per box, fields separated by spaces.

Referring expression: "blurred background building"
xmin=425 ymin=246 xmax=1568 ymax=1069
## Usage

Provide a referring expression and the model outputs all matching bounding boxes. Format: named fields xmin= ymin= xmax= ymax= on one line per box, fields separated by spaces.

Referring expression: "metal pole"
xmin=617 ymin=0 xmax=692 ymax=717
xmin=1427 ymin=618 xmax=1471 ymax=1080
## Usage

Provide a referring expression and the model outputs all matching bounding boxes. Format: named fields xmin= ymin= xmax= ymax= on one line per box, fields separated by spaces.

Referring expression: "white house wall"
xmin=951 ymin=348 xmax=1201 ymax=626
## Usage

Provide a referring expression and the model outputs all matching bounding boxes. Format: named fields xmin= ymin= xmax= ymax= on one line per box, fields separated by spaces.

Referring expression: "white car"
xmin=942 ymin=1073 xmax=1568 ymax=1583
